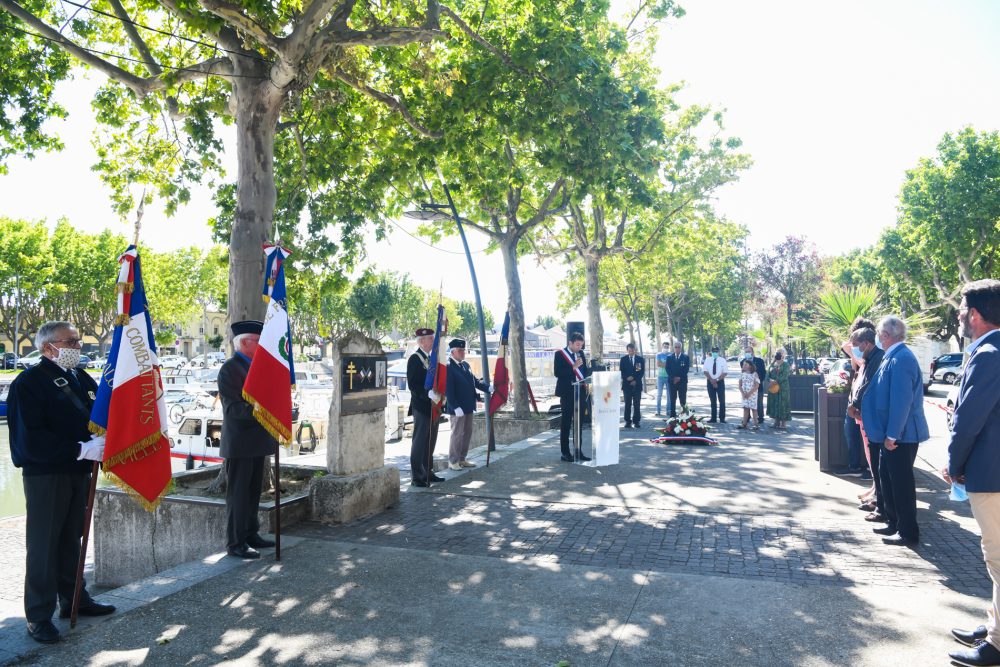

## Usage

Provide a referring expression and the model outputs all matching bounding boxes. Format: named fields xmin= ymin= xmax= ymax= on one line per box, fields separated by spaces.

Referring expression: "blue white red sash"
xmin=560 ymin=347 xmax=584 ymax=381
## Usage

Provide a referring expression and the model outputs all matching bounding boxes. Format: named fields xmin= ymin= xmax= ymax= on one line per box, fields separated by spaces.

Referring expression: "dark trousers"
xmin=410 ymin=410 xmax=439 ymax=484
xmin=668 ymin=379 xmax=688 ymax=417
xmin=707 ymin=379 xmax=726 ymax=422
xmin=23 ymin=472 xmax=93 ymax=622
xmin=623 ymin=384 xmax=641 ymax=426
xmin=226 ymin=456 xmax=264 ymax=550
xmin=844 ymin=414 xmax=863 ymax=470
xmin=756 ymin=385 xmax=765 ymax=423
xmin=868 ymin=440 xmax=884 ymax=515
xmin=559 ymin=393 xmax=585 ymax=457
xmin=878 ymin=442 xmax=919 ymax=541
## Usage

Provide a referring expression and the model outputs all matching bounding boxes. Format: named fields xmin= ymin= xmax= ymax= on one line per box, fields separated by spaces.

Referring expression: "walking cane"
xmin=70 ymin=460 xmax=100 ymax=628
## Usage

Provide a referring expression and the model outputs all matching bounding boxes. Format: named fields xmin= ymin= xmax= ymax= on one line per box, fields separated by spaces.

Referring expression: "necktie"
xmin=713 ymin=359 xmax=717 ymax=374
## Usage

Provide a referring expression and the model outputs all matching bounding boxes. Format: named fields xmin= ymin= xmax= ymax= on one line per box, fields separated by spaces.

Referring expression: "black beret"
xmin=415 ymin=328 xmax=434 ymax=337
xmin=231 ymin=320 xmax=263 ymax=336
xmin=449 ymin=338 xmax=466 ymax=349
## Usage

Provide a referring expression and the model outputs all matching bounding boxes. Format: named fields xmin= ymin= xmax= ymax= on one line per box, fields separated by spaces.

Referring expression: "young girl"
xmin=738 ymin=359 xmax=761 ymax=430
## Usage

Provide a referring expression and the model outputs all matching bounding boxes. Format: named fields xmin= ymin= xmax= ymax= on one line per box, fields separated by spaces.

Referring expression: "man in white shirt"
xmin=703 ymin=346 xmax=728 ymax=423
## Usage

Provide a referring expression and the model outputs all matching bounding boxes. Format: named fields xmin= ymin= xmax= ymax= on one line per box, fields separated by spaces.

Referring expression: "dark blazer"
xmin=445 ymin=357 xmax=488 ymax=415
xmin=218 ymin=354 xmax=277 ymax=459
xmin=620 ymin=354 xmax=644 ymax=390
xmin=860 ymin=343 xmax=930 ymax=444
xmin=752 ymin=356 xmax=767 ymax=384
xmin=407 ymin=349 xmax=432 ymax=416
xmin=948 ymin=330 xmax=1000 ymax=492
xmin=666 ymin=353 xmax=690 ymax=381
xmin=554 ymin=347 xmax=590 ymax=399
xmin=849 ymin=347 xmax=884 ymax=411
xmin=7 ymin=358 xmax=96 ymax=476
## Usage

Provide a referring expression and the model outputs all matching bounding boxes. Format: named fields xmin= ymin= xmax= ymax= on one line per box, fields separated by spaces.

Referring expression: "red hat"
xmin=415 ymin=328 xmax=434 ymax=337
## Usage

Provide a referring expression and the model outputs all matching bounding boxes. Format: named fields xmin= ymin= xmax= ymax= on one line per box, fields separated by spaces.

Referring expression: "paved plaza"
xmin=0 ymin=382 xmax=991 ymax=665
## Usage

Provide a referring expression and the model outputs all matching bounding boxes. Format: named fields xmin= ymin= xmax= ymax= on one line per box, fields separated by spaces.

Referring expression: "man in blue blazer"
xmin=666 ymin=341 xmax=690 ymax=418
xmin=444 ymin=339 xmax=489 ymax=471
xmin=860 ymin=315 xmax=929 ymax=548
xmin=620 ymin=343 xmax=644 ymax=428
xmin=942 ymin=280 xmax=1000 ymax=667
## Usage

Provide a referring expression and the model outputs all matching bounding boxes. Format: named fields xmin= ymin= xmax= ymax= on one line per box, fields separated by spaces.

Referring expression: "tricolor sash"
xmin=560 ymin=347 xmax=585 ymax=382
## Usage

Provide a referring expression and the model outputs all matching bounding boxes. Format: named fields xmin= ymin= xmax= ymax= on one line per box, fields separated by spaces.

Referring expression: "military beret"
xmin=449 ymin=338 xmax=466 ymax=349
xmin=415 ymin=328 xmax=434 ymax=337
xmin=231 ymin=320 xmax=263 ymax=336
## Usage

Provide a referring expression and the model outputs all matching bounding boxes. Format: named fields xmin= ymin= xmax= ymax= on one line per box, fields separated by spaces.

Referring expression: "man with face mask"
xmin=744 ymin=345 xmax=767 ymax=426
xmin=6 ymin=321 xmax=115 ymax=644
xmin=942 ymin=279 xmax=1000 ymax=667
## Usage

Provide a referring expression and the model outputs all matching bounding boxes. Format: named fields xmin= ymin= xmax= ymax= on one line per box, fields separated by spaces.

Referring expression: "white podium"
xmin=587 ymin=371 xmax=620 ymax=466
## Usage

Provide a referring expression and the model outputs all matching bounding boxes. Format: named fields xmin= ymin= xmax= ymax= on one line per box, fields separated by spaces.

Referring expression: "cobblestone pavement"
xmin=291 ymin=483 xmax=991 ymax=596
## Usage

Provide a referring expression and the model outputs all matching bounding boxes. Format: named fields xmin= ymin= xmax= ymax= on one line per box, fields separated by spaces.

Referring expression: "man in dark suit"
xmin=745 ymin=345 xmax=767 ymax=425
xmin=444 ymin=338 xmax=489 ymax=470
xmin=218 ymin=320 xmax=278 ymax=559
xmin=407 ymin=328 xmax=443 ymax=487
xmin=554 ymin=332 xmax=591 ymax=462
xmin=703 ymin=346 xmax=728 ymax=423
xmin=860 ymin=315 xmax=930 ymax=548
xmin=7 ymin=321 xmax=115 ymax=643
xmin=847 ymin=325 xmax=884 ymax=518
xmin=943 ymin=280 xmax=1000 ymax=667
xmin=620 ymin=343 xmax=643 ymax=428
xmin=666 ymin=341 xmax=690 ymax=417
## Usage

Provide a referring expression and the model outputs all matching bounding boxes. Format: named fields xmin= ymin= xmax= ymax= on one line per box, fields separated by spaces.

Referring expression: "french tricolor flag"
xmin=89 ymin=246 xmax=171 ymax=509
xmin=424 ymin=304 xmax=448 ymax=420
xmin=243 ymin=245 xmax=295 ymax=444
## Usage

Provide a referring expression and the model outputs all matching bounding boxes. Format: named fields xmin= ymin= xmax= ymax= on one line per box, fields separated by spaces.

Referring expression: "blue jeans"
xmin=656 ymin=376 xmax=669 ymax=413
xmin=844 ymin=413 xmax=863 ymax=470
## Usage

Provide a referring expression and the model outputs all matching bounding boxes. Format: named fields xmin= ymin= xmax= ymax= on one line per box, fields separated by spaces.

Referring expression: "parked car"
xmin=818 ymin=357 xmax=841 ymax=374
xmin=186 ymin=352 xmax=225 ymax=368
xmin=792 ymin=357 xmax=818 ymax=373
xmin=930 ymin=352 xmax=964 ymax=384
xmin=76 ymin=354 xmax=91 ymax=370
xmin=89 ymin=356 xmax=108 ymax=370
xmin=158 ymin=354 xmax=188 ymax=369
xmin=946 ymin=383 xmax=960 ymax=429
xmin=1 ymin=352 xmax=16 ymax=370
xmin=16 ymin=350 xmax=43 ymax=369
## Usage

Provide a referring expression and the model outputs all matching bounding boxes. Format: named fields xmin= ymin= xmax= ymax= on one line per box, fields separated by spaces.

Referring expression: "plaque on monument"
xmin=341 ymin=354 xmax=388 ymax=415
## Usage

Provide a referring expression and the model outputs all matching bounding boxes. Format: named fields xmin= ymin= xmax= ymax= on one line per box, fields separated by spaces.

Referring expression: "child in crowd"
xmin=738 ymin=359 xmax=760 ymax=430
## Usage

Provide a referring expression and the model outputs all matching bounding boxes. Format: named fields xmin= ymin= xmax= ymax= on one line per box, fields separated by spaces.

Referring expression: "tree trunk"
xmin=651 ymin=294 xmax=661 ymax=351
xmin=784 ymin=294 xmax=793 ymax=328
xmin=584 ymin=254 xmax=604 ymax=363
xmin=227 ymin=62 xmax=284 ymax=333
xmin=499 ymin=237 xmax=530 ymax=417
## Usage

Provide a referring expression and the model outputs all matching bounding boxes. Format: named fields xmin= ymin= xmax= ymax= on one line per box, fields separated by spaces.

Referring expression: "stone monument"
xmin=310 ymin=331 xmax=399 ymax=522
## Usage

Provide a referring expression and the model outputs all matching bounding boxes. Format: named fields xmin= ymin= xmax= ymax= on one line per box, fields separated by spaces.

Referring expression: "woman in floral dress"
xmin=766 ymin=349 xmax=791 ymax=429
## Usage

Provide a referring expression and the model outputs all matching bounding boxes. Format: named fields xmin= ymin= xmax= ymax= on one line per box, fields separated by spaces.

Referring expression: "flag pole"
xmin=274 ymin=440 xmax=281 ymax=561
xmin=73 ymin=195 xmax=146 ymax=628
xmin=440 ymin=182 xmax=492 ymax=454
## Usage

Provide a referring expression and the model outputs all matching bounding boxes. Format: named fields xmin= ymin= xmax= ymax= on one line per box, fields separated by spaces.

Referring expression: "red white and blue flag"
xmin=489 ymin=311 xmax=510 ymax=415
xmin=424 ymin=304 xmax=448 ymax=420
xmin=243 ymin=244 xmax=295 ymax=445
xmin=89 ymin=245 xmax=171 ymax=510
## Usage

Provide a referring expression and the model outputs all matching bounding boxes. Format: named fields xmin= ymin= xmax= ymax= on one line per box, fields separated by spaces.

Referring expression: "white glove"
xmin=488 ymin=383 xmax=495 ymax=394
xmin=429 ymin=389 xmax=441 ymax=403
xmin=78 ymin=435 xmax=106 ymax=461
xmin=454 ymin=407 xmax=464 ymax=417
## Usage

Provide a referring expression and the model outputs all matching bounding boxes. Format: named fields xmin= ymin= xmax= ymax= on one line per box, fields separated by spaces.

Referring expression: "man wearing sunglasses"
xmin=6 ymin=321 xmax=115 ymax=644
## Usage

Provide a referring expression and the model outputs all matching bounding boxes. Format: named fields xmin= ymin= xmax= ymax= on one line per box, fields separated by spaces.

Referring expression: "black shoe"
xmin=719 ymin=419 xmax=726 ymax=423
xmin=429 ymin=474 xmax=445 ymax=483
xmin=27 ymin=620 xmax=61 ymax=643
xmin=708 ymin=419 xmax=717 ymax=424
xmin=953 ymin=626 xmax=989 ymax=647
xmin=872 ymin=525 xmax=897 ymax=536
xmin=560 ymin=455 xmax=575 ymax=462
xmin=882 ymin=536 xmax=918 ymax=548
xmin=577 ymin=453 xmax=592 ymax=462
xmin=59 ymin=601 xmax=116 ymax=619
xmin=411 ymin=480 xmax=430 ymax=487
xmin=624 ymin=423 xmax=632 ymax=429
xmin=246 ymin=534 xmax=276 ymax=548
xmin=227 ymin=545 xmax=261 ymax=559
xmin=950 ymin=640 xmax=1000 ymax=666
xmin=634 ymin=423 xmax=641 ymax=429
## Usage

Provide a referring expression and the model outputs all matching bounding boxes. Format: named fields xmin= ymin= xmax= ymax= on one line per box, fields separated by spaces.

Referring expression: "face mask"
xmin=744 ymin=353 xmax=752 ymax=360
xmin=711 ymin=352 xmax=718 ymax=358
xmin=875 ymin=338 xmax=884 ymax=350
xmin=851 ymin=346 xmax=863 ymax=360
xmin=50 ymin=346 xmax=81 ymax=371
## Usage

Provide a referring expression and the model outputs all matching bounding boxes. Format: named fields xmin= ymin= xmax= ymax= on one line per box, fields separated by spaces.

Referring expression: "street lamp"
xmin=404 ymin=183 xmax=494 ymax=452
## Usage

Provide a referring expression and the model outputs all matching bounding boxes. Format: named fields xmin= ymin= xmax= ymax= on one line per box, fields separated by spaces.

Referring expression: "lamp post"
xmin=404 ymin=183 xmax=493 ymax=450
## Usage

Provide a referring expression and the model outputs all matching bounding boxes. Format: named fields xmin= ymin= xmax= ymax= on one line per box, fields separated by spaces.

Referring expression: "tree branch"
xmin=284 ymin=0 xmax=353 ymax=64
xmin=630 ymin=196 xmax=695 ymax=256
xmin=156 ymin=0 xmax=243 ymax=53
xmin=195 ymin=0 xmax=282 ymax=53
xmin=440 ymin=5 xmax=549 ymax=84
xmin=334 ymin=72 xmax=442 ymax=138
xmin=523 ymin=178 xmax=567 ymax=228
xmin=143 ymin=57 xmax=235 ymax=91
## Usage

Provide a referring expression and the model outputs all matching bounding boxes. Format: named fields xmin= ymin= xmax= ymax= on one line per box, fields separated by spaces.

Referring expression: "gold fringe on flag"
xmin=103 ymin=430 xmax=167 ymax=470
xmin=103 ymin=469 xmax=169 ymax=511
xmin=88 ymin=422 xmax=107 ymax=437
xmin=116 ymin=281 xmax=135 ymax=294
xmin=113 ymin=313 xmax=130 ymax=326
xmin=242 ymin=389 xmax=292 ymax=446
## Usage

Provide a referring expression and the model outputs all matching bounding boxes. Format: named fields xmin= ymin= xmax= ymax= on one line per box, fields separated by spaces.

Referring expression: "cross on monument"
xmin=346 ymin=361 xmax=357 ymax=390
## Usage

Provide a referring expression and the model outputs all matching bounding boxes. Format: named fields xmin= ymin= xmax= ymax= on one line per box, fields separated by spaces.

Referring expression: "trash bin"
xmin=817 ymin=386 xmax=850 ymax=472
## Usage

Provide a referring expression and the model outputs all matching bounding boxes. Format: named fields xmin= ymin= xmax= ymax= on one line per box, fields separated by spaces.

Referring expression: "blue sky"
xmin=1 ymin=0 xmax=998 ymax=327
